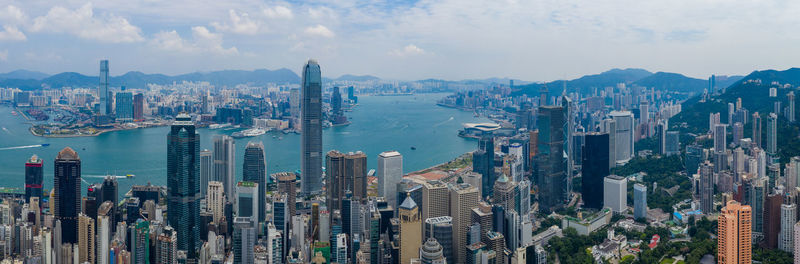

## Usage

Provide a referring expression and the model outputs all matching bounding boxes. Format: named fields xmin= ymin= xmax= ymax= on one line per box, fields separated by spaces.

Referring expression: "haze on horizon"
xmin=0 ymin=0 xmax=799 ymax=82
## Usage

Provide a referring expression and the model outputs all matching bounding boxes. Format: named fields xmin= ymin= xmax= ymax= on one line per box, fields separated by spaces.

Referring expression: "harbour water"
xmin=0 ymin=93 xmax=486 ymax=197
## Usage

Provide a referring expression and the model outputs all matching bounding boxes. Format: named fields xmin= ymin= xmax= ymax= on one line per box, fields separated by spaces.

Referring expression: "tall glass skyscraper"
xmin=581 ymin=132 xmax=609 ymax=210
xmin=214 ymin=135 xmax=236 ymax=202
xmin=243 ymin=142 xmax=266 ymax=223
xmin=54 ymin=147 xmax=82 ymax=244
xmin=167 ymin=113 xmax=201 ymax=259
xmin=473 ymin=135 xmax=495 ymax=198
xmin=301 ymin=59 xmax=323 ymax=195
xmin=115 ymin=90 xmax=133 ymax=122
xmin=536 ymin=105 xmax=567 ymax=213
xmin=25 ymin=154 xmax=43 ymax=203
xmin=99 ymin=60 xmax=111 ymax=115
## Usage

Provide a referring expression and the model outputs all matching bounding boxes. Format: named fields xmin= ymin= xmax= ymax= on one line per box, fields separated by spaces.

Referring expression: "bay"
xmin=0 ymin=93 xmax=486 ymax=197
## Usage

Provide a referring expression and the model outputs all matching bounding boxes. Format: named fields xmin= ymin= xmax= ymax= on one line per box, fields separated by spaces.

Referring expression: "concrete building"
xmin=609 ymin=111 xmax=634 ymax=164
xmin=378 ymin=151 xmax=403 ymax=208
xmin=718 ymin=201 xmax=752 ymax=264
xmin=207 ymin=181 xmax=225 ymax=224
xmin=603 ymin=175 xmax=627 ymax=213
xmin=633 ymin=183 xmax=647 ymax=220
xmin=779 ymin=203 xmax=796 ymax=252
xmin=450 ymin=183 xmax=479 ymax=264
xmin=213 ymin=135 xmax=236 ymax=202
xmin=421 ymin=180 xmax=450 ymax=221
xmin=399 ymin=197 xmax=422 ymax=264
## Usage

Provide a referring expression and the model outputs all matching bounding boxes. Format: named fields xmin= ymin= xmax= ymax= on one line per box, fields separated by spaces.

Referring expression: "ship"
xmin=232 ymin=128 xmax=266 ymax=138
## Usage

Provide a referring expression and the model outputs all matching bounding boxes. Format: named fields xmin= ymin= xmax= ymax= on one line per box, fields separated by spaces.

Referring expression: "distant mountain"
xmin=0 ymin=68 xmax=301 ymax=90
xmin=0 ymin=70 xmax=49 ymax=80
xmin=335 ymin=74 xmax=380 ymax=82
xmin=511 ymin=68 xmax=655 ymax=97
xmin=632 ymin=72 xmax=706 ymax=93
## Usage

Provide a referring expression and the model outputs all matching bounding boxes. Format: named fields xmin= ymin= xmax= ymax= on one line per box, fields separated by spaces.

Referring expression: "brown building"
xmin=326 ymin=150 xmax=367 ymax=212
xmin=763 ymin=194 xmax=782 ymax=248
xmin=718 ymin=200 xmax=752 ymax=264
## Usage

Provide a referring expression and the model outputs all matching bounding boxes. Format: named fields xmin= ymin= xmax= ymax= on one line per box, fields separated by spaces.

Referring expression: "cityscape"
xmin=1 ymin=1 xmax=800 ymax=264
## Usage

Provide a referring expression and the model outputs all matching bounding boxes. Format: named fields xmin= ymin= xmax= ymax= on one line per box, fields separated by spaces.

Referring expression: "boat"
xmin=41 ymin=143 xmax=50 ymax=147
xmin=411 ymin=146 xmax=417 ymax=150
xmin=126 ymin=174 xmax=135 ymax=178
xmin=232 ymin=128 xmax=266 ymax=138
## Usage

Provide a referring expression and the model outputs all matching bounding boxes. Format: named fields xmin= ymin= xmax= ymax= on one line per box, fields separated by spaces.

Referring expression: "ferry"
xmin=232 ymin=128 xmax=266 ymax=138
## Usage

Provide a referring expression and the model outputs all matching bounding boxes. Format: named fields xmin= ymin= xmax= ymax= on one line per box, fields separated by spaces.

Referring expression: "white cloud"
xmin=150 ymin=26 xmax=238 ymax=55
xmin=389 ymin=44 xmax=426 ymax=57
xmin=264 ymin=5 xmax=293 ymax=19
xmin=0 ymin=50 xmax=7 ymax=61
xmin=30 ymin=3 xmax=144 ymax=43
xmin=212 ymin=9 xmax=262 ymax=35
xmin=304 ymin=25 xmax=334 ymax=38
xmin=0 ymin=26 xmax=26 ymax=41
xmin=0 ymin=5 xmax=27 ymax=25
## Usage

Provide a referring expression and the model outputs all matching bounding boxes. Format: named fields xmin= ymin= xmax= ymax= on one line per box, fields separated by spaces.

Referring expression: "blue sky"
xmin=1 ymin=0 xmax=799 ymax=81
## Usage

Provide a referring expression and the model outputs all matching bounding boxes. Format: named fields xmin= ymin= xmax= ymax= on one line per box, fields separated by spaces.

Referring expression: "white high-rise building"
xmin=609 ymin=111 xmax=634 ymax=165
xmin=213 ymin=135 xmax=236 ymax=202
xmin=779 ymin=203 xmax=796 ymax=252
xmin=207 ymin=181 xmax=225 ymax=224
xmin=200 ymin=149 xmax=212 ymax=199
xmin=793 ymin=222 xmax=800 ymax=264
xmin=377 ymin=151 xmax=403 ymax=207
xmin=235 ymin=181 xmax=259 ymax=223
xmin=714 ymin=124 xmax=727 ymax=153
xmin=603 ymin=175 xmax=627 ymax=213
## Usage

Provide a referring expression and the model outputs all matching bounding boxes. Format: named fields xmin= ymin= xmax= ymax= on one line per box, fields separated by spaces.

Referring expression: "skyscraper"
xmin=699 ymin=161 xmax=714 ymax=213
xmin=634 ymin=183 xmax=647 ymax=220
xmin=399 ymin=197 xmax=422 ymax=264
xmin=213 ymin=135 xmax=236 ymax=202
xmin=378 ymin=151 xmax=403 ymax=207
xmin=536 ymin=106 xmax=567 ymax=212
xmin=115 ymin=90 xmax=133 ymax=122
xmin=789 ymin=91 xmax=796 ymax=122
xmin=609 ymin=111 xmax=634 ymax=164
xmin=133 ymin=93 xmax=144 ymax=121
xmin=236 ymin=181 xmax=259 ymax=224
xmin=200 ymin=149 xmax=212 ymax=199
xmin=581 ymin=132 xmax=609 ymax=210
xmin=421 ymin=180 xmax=450 ymax=221
xmin=326 ymin=150 xmax=367 ymax=211
xmin=274 ymin=172 xmax=297 ymax=220
xmin=78 ymin=214 xmax=95 ymax=264
xmin=766 ymin=113 xmax=778 ymax=156
xmin=301 ymin=59 xmax=323 ymax=195
xmin=243 ymin=142 xmax=266 ymax=223
xmin=733 ymin=122 xmax=744 ymax=146
xmin=779 ymin=202 xmax=796 ymax=252
xmin=54 ymin=147 xmax=81 ymax=244
xmin=167 ymin=113 xmax=201 ymax=259
xmin=601 ymin=118 xmax=617 ymax=169
xmin=419 ymin=238 xmax=447 ymax=264
xmin=718 ymin=201 xmax=752 ymax=264
xmin=25 ymin=154 xmax=43 ymax=204
xmin=99 ymin=60 xmax=110 ymax=115
xmin=450 ymin=183 xmax=479 ymax=264
xmin=473 ymin=135 xmax=495 ymax=198
xmin=753 ymin=112 xmax=762 ymax=148
xmin=493 ymin=174 xmax=517 ymax=211
xmin=603 ymin=175 xmax=627 ymax=213
xmin=424 ymin=216 xmax=453 ymax=263
xmin=233 ymin=217 xmax=256 ymax=264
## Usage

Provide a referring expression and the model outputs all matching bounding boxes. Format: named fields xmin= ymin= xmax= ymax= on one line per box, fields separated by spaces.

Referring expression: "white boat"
xmin=232 ymin=128 xmax=266 ymax=138
xmin=209 ymin=123 xmax=231 ymax=129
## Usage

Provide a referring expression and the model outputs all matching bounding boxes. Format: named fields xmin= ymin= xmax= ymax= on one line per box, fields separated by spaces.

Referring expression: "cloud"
xmin=389 ymin=44 xmax=426 ymax=57
xmin=0 ymin=25 xmax=26 ymax=41
xmin=150 ymin=26 xmax=238 ymax=55
xmin=264 ymin=5 xmax=293 ymax=19
xmin=0 ymin=50 xmax=7 ymax=61
xmin=212 ymin=9 xmax=262 ymax=35
xmin=30 ymin=3 xmax=144 ymax=43
xmin=0 ymin=5 xmax=27 ymax=25
xmin=304 ymin=24 xmax=334 ymax=38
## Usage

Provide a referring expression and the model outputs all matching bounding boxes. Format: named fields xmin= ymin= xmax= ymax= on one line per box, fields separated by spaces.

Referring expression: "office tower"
xmin=116 ymin=90 xmax=133 ymax=122
xmin=473 ymin=135 xmax=496 ymax=198
xmin=640 ymin=101 xmax=649 ymax=124
xmin=713 ymin=123 xmax=727 ymax=153
xmin=665 ymin=131 xmax=680 ymax=156
xmin=99 ymin=60 xmax=110 ymax=115
xmin=733 ymin=122 xmax=743 ymax=146
xmin=131 ymin=219 xmax=150 ymax=264
xmin=200 ymin=149 xmax=212 ymax=198
xmin=753 ymin=112 xmax=762 ymax=148
xmin=582 ymin=132 xmax=609 ymax=210
xmin=493 ymin=174 xmax=517 ymax=211
xmin=562 ymin=96 xmax=574 ymax=199
xmin=699 ymin=161 xmax=714 ymax=213
xmin=789 ymin=157 xmax=800 ymax=195
xmin=236 ymin=181 xmax=259 ymax=223
xmin=656 ymin=121 xmax=667 ymax=154
xmin=421 ymin=180 xmax=449 ymax=221
xmin=77 ymin=214 xmax=95 ymax=264
xmin=634 ymin=183 xmax=647 ymax=219
xmin=424 ymin=216 xmax=453 ymax=263
xmin=601 ymin=118 xmax=617 ymax=169
xmin=213 ymin=135 xmax=236 ymax=201
xmin=275 ymin=172 xmax=297 ymax=219
xmin=97 ymin=201 xmax=113 ymax=264
xmin=609 ymin=111 xmax=634 ymax=164
xmin=718 ymin=201 xmax=752 ymax=264
xmin=54 ymin=147 xmax=81 ymax=244
xmin=243 ymin=142 xmax=267 ymax=223
xmin=207 ymin=181 xmax=225 ymax=223
xmin=133 ymin=93 xmax=144 ymax=121
xmin=779 ymin=202 xmax=796 ymax=252
xmin=516 ymin=179 xmax=531 ymax=215
xmin=537 ymin=106 xmax=567 ymax=212
xmin=167 ymin=113 xmax=201 ymax=259
xmin=301 ymin=59 xmax=323 ymax=195
xmin=789 ymin=91 xmax=796 ymax=122
xmin=25 ymin=154 xmax=43 ymax=203
xmin=399 ymin=197 xmax=422 ymax=264
xmin=420 ymin=238 xmax=446 ymax=264
xmin=603 ymin=175 xmax=627 ymax=213
xmin=326 ymin=151 xmax=368 ymax=210
xmin=378 ymin=151 xmax=403 ymax=207
xmin=764 ymin=194 xmax=782 ymax=249
xmin=748 ymin=177 xmax=767 ymax=234
xmin=766 ymin=113 xmax=778 ymax=156
xmin=156 ymin=226 xmax=177 ymax=264
xmin=234 ymin=217 xmax=256 ymax=264
xmin=272 ymin=194 xmax=289 ymax=258
xmin=450 ymin=183 xmax=479 ymax=263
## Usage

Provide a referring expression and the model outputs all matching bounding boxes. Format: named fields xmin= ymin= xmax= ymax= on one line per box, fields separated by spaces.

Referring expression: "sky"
xmin=0 ymin=0 xmax=799 ymax=81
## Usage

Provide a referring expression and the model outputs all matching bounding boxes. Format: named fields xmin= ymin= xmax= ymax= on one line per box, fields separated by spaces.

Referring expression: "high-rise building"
xmin=275 ymin=172 xmax=297 ymax=219
xmin=640 ymin=101 xmax=649 ymax=124
xmin=789 ymin=91 xmax=796 ymax=122
xmin=116 ymin=90 xmax=133 ymax=122
xmin=714 ymin=123 xmax=727 ymax=153
xmin=243 ymin=142 xmax=267 ymax=223
xmin=200 ymin=149 xmax=212 ymax=199
xmin=207 ymin=181 xmax=225 ymax=224
xmin=601 ymin=118 xmax=617 ymax=169
xmin=213 ymin=135 xmax=236 ymax=202
xmin=97 ymin=201 xmax=113 ymax=264
xmin=764 ymin=194 xmax=783 ymax=249
xmin=77 ymin=214 xmax=95 ymax=264
xmin=419 ymin=238 xmax=446 ymax=264
xmin=236 ymin=181 xmax=259 ymax=223
xmin=326 ymin=150 xmax=367 ymax=211
xmin=99 ymin=60 xmax=110 ymax=115
xmin=766 ymin=113 xmax=778 ymax=156
xmin=609 ymin=111 xmax=634 ymax=164
xmin=378 ymin=151 xmax=403 ymax=207
xmin=753 ymin=112 xmax=762 ymax=148
xmin=699 ymin=161 xmax=714 ymax=213
xmin=54 ymin=147 xmax=81 ymax=244
xmin=167 ymin=113 xmax=201 ymax=259
xmin=733 ymin=122 xmax=744 ymax=146
xmin=424 ymin=216 xmax=453 ymax=263
xmin=131 ymin=219 xmax=150 ymax=264
xmin=25 ymin=154 xmax=43 ymax=203
xmin=301 ymin=59 xmax=323 ymax=195
xmin=473 ymin=135 xmax=496 ymax=198
xmin=537 ymin=106 xmax=567 ymax=212
xmin=450 ymin=183 xmax=479 ymax=264
xmin=156 ymin=226 xmax=177 ymax=264
xmin=234 ymin=217 xmax=256 ymax=264
xmin=581 ymin=132 xmax=609 ymax=210
xmin=133 ymin=93 xmax=144 ymax=121
xmin=634 ymin=183 xmax=647 ymax=219
xmin=779 ymin=202 xmax=796 ymax=252
xmin=399 ymin=197 xmax=422 ymax=264
xmin=718 ymin=201 xmax=752 ymax=264
xmin=603 ymin=175 xmax=627 ymax=213
xmin=493 ymin=174 xmax=517 ymax=211
xmin=421 ymin=180 xmax=450 ymax=221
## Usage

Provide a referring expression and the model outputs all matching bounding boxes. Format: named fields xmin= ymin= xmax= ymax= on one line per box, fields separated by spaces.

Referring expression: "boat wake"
xmin=0 ymin=144 xmax=47 ymax=151
xmin=433 ymin=116 xmax=455 ymax=127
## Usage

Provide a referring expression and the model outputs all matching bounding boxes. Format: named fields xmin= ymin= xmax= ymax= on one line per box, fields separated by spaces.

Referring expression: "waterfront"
xmin=0 ymin=93 xmax=486 ymax=197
